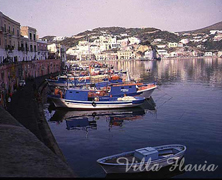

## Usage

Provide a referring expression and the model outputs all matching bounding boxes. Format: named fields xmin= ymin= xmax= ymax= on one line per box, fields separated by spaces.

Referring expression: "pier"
xmin=0 ymin=74 xmax=76 ymax=177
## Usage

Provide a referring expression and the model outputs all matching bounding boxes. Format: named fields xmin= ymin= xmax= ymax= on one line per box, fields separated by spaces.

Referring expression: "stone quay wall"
xmin=0 ymin=59 xmax=61 ymax=109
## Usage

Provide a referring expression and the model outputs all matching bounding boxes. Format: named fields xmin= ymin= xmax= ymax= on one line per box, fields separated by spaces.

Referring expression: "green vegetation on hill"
xmin=203 ymin=41 xmax=222 ymax=51
xmin=137 ymin=30 xmax=180 ymax=43
xmin=41 ymin=36 xmax=55 ymax=42
xmin=178 ymin=21 xmax=222 ymax=34
xmin=59 ymin=37 xmax=79 ymax=47
xmin=42 ymin=22 xmax=222 ymax=51
xmin=43 ymin=27 xmax=179 ymax=48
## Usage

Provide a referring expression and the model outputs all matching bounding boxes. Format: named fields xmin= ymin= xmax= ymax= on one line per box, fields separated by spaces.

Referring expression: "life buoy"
xmin=92 ymin=101 xmax=96 ymax=107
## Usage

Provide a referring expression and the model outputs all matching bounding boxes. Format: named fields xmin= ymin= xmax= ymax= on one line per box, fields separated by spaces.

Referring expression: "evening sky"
xmin=0 ymin=0 xmax=221 ymax=37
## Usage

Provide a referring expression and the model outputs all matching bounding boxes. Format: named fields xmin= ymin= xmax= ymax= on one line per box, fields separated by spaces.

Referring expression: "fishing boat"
xmin=94 ymin=70 xmax=157 ymax=99
xmin=97 ymin=144 xmax=186 ymax=174
xmin=95 ymin=82 xmax=157 ymax=99
xmin=46 ymin=74 xmax=91 ymax=87
xmin=48 ymin=88 xmax=145 ymax=110
xmin=136 ymin=83 xmax=157 ymax=99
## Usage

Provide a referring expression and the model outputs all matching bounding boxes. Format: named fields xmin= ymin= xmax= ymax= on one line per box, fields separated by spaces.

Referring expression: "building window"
xmin=0 ymin=38 xmax=1 ymax=45
xmin=4 ymin=24 xmax=6 ymax=32
xmin=17 ymin=29 xmax=19 ymax=36
xmin=13 ymin=28 xmax=15 ymax=35
xmin=9 ymin=26 xmax=10 ymax=33
xmin=33 ymin=34 xmax=36 ymax=41
xmin=30 ymin=33 xmax=32 ymax=40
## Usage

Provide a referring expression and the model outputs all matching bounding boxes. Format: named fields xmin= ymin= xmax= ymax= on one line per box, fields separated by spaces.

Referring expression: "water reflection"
xmin=47 ymin=98 xmax=156 ymax=135
xmin=43 ymin=58 xmax=222 ymax=178
xmin=105 ymin=161 xmax=185 ymax=179
xmin=66 ymin=116 xmax=97 ymax=131
xmin=108 ymin=58 xmax=222 ymax=87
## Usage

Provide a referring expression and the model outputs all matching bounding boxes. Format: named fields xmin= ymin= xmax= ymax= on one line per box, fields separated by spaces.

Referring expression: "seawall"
xmin=0 ymin=74 xmax=77 ymax=177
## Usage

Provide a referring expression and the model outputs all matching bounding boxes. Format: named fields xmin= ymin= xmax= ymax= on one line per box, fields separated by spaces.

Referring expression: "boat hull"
xmin=48 ymin=96 xmax=145 ymax=110
xmin=97 ymin=144 xmax=186 ymax=174
xmin=137 ymin=85 xmax=157 ymax=99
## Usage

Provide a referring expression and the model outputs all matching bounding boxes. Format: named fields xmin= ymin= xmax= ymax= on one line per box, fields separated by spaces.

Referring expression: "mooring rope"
xmin=155 ymin=86 xmax=173 ymax=110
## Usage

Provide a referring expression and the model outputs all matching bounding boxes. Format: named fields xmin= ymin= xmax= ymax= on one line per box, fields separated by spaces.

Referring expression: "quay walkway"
xmin=0 ymin=74 xmax=76 ymax=177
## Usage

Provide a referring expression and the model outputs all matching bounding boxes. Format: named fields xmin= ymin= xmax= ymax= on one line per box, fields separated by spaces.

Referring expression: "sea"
xmin=44 ymin=58 xmax=222 ymax=178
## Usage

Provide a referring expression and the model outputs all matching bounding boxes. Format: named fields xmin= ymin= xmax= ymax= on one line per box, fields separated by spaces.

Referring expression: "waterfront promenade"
xmin=0 ymin=74 xmax=76 ymax=177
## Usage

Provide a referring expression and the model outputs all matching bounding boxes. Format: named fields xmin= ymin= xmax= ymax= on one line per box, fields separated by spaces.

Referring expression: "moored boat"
xmin=48 ymin=88 xmax=145 ymax=110
xmin=97 ymin=144 xmax=186 ymax=174
xmin=136 ymin=83 xmax=157 ymax=99
xmin=46 ymin=75 xmax=91 ymax=87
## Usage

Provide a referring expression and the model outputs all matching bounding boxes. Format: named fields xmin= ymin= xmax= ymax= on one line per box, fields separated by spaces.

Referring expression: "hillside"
xmin=178 ymin=21 xmax=222 ymax=34
xmin=43 ymin=27 xmax=180 ymax=48
xmin=41 ymin=21 xmax=222 ymax=51
xmin=41 ymin=35 xmax=56 ymax=42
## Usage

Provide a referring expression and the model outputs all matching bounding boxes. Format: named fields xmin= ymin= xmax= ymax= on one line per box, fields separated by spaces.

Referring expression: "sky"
xmin=0 ymin=0 xmax=222 ymax=38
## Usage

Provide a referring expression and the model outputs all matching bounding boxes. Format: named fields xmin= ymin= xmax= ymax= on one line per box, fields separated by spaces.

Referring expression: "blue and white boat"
xmin=95 ymin=82 xmax=157 ymax=99
xmin=48 ymin=88 xmax=145 ymax=110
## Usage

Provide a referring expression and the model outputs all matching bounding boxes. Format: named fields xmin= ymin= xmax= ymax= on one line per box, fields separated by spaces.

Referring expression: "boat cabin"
xmin=65 ymin=89 xmax=89 ymax=101
xmin=110 ymin=84 xmax=137 ymax=97
xmin=134 ymin=147 xmax=158 ymax=161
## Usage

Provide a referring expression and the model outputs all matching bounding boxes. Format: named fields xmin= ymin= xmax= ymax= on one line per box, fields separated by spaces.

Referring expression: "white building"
xmin=117 ymin=38 xmax=129 ymax=49
xmin=210 ymin=30 xmax=218 ymax=35
xmin=218 ymin=51 xmax=222 ymax=58
xmin=37 ymin=39 xmax=48 ymax=60
xmin=144 ymin=49 xmax=156 ymax=60
xmin=156 ymin=44 xmax=166 ymax=49
xmin=213 ymin=34 xmax=222 ymax=41
xmin=53 ymin=36 xmax=66 ymax=41
xmin=204 ymin=52 xmax=213 ymax=57
xmin=178 ymin=43 xmax=184 ymax=47
xmin=90 ymin=44 xmax=100 ymax=55
xmin=180 ymin=39 xmax=189 ymax=44
xmin=168 ymin=42 xmax=178 ymax=48
xmin=78 ymin=40 xmax=88 ymax=46
xmin=48 ymin=43 xmax=67 ymax=62
xmin=120 ymin=33 xmax=128 ymax=37
xmin=153 ymin=38 xmax=162 ymax=42
xmin=157 ymin=49 xmax=169 ymax=57
xmin=128 ymin=37 xmax=140 ymax=45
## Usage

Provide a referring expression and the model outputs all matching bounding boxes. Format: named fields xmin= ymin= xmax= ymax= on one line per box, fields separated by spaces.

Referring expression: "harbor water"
xmin=44 ymin=58 xmax=222 ymax=178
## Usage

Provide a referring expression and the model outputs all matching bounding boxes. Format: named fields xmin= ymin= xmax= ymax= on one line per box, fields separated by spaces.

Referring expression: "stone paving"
xmin=0 ymin=74 xmax=76 ymax=177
